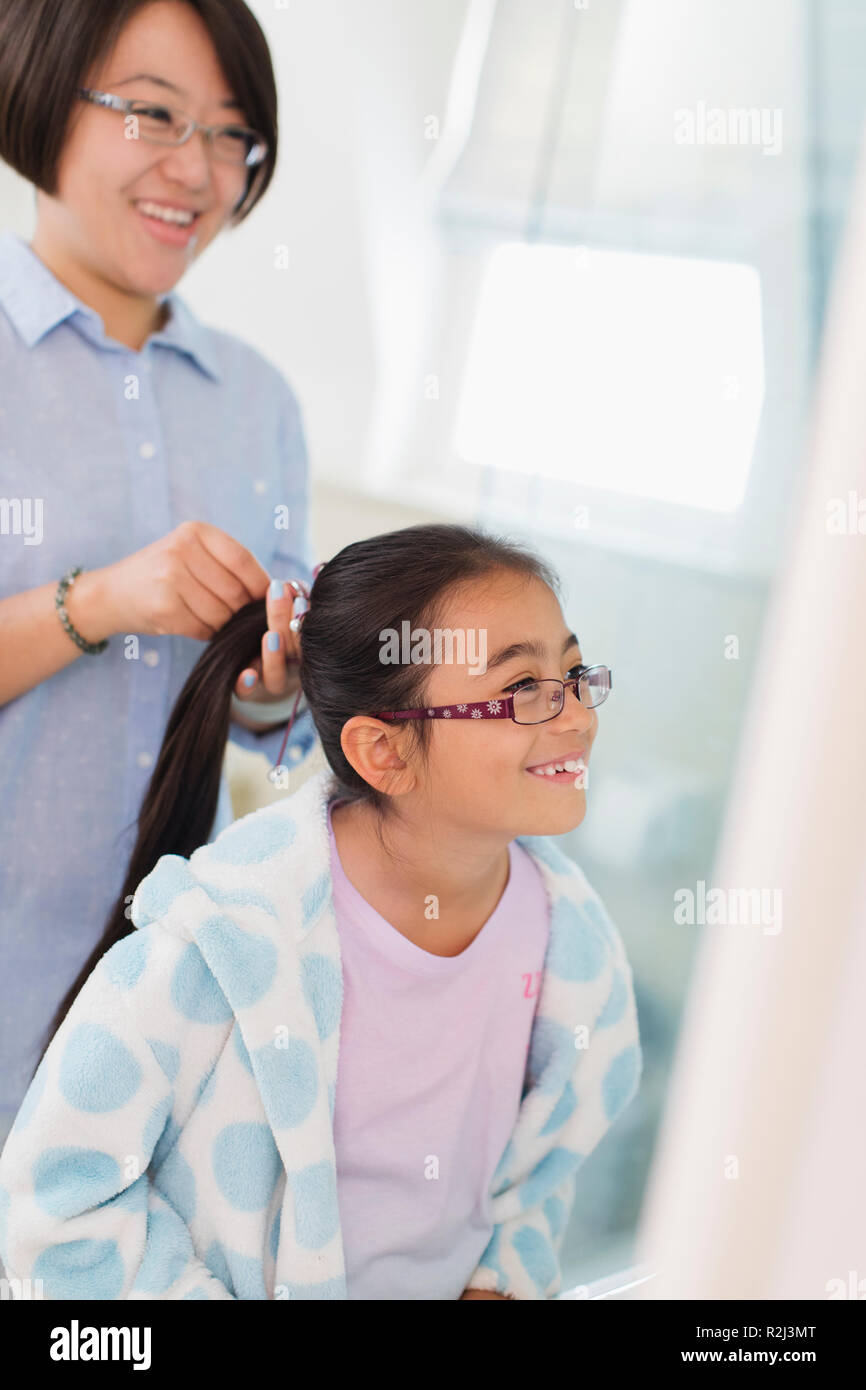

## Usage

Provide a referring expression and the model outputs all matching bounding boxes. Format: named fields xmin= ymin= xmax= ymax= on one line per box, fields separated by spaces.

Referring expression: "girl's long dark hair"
xmin=32 ymin=524 xmax=559 ymax=1076
xmin=32 ymin=595 xmax=271 ymax=1076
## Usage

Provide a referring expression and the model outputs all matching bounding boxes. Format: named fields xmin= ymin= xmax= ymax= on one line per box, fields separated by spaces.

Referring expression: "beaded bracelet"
xmin=55 ymin=566 xmax=109 ymax=655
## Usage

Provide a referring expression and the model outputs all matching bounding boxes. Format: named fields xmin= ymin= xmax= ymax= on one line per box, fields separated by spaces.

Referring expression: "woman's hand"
xmin=100 ymin=520 xmax=271 ymax=640
xmin=96 ymin=521 xmax=306 ymax=714
xmin=232 ymin=577 xmax=304 ymax=708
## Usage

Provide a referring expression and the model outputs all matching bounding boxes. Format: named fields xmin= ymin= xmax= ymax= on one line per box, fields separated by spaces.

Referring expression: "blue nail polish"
xmin=243 ymin=672 xmax=256 ymax=687
xmin=267 ymin=631 xmax=280 ymax=651
xmin=269 ymin=578 xmax=284 ymax=600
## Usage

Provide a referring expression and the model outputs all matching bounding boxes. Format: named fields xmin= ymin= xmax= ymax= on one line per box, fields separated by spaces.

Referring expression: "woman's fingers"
xmin=185 ymin=528 xmax=266 ymax=616
xmin=191 ymin=522 xmax=271 ymax=607
xmin=234 ymin=656 xmax=263 ymax=697
xmin=168 ymin=522 xmax=274 ymax=643
xmin=260 ymin=625 xmax=288 ymax=695
xmin=261 ymin=580 xmax=302 ymax=695
xmin=174 ymin=560 xmax=236 ymax=635
xmin=234 ymin=579 xmax=306 ymax=700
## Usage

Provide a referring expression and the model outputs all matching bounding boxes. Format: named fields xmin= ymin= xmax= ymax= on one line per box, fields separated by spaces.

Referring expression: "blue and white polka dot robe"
xmin=0 ymin=766 xmax=642 ymax=1300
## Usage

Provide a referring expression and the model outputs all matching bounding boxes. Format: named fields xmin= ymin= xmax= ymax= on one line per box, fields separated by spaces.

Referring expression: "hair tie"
xmin=273 ymin=562 xmax=327 ymax=773
xmin=288 ymin=561 xmax=327 ymax=633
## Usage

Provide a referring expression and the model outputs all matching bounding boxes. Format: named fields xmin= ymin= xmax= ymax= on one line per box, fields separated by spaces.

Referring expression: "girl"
xmin=0 ymin=0 xmax=316 ymax=1136
xmin=0 ymin=524 xmax=642 ymax=1301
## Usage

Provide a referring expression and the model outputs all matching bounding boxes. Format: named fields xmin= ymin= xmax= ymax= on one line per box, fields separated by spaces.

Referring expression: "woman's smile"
xmin=133 ymin=196 xmax=203 ymax=247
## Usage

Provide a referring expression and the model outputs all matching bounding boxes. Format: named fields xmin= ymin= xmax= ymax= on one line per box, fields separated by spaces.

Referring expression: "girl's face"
xmin=417 ymin=571 xmax=600 ymax=839
xmin=42 ymin=0 xmax=250 ymax=295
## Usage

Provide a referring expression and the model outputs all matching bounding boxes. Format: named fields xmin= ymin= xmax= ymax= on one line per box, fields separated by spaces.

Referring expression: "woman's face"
xmin=45 ymin=0 xmax=251 ymax=295
xmin=415 ymin=572 xmax=600 ymax=840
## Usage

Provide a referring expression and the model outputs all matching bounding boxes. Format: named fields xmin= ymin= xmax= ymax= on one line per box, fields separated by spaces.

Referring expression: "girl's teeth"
xmin=528 ymin=756 xmax=588 ymax=779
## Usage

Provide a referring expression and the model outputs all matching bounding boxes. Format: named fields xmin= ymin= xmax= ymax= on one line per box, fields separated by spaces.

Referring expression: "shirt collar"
xmin=0 ymin=229 xmax=221 ymax=381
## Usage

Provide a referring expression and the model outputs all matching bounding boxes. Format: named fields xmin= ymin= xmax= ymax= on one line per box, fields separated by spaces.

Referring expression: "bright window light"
xmin=453 ymin=242 xmax=764 ymax=512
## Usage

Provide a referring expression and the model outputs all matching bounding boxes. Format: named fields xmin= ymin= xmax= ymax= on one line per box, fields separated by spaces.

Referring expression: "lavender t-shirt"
xmin=327 ymin=799 xmax=550 ymax=1300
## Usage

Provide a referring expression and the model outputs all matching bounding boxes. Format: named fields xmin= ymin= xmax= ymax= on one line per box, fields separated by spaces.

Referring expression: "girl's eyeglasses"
xmin=369 ymin=666 xmax=612 ymax=725
xmin=270 ymin=636 xmax=610 ymax=777
xmin=76 ymin=88 xmax=268 ymax=167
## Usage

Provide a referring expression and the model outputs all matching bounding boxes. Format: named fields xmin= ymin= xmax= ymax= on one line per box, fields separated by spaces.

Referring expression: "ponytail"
xmin=31 ymin=596 xmax=270 ymax=1077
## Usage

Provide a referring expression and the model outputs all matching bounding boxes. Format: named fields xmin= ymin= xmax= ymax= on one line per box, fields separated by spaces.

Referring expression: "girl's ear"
xmin=339 ymin=716 xmax=416 ymax=796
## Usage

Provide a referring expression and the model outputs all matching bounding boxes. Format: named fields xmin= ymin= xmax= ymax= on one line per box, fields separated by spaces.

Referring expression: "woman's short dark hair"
xmin=0 ymin=0 xmax=277 ymax=222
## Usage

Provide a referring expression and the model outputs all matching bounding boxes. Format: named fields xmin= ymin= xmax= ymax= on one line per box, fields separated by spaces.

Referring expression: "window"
xmin=454 ymin=241 xmax=765 ymax=512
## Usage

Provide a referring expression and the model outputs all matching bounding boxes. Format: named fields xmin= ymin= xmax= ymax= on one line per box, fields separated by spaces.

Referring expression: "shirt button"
xmin=137 ymin=751 xmax=154 ymax=769
xmin=289 ymin=745 xmax=302 ymax=763
xmin=143 ymin=649 xmax=160 ymax=667
xmin=254 ymin=479 xmax=267 ymax=494
xmin=139 ymin=441 xmax=156 ymax=459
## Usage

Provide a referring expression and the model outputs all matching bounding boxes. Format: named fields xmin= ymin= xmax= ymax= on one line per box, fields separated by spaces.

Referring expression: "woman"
xmin=0 ymin=0 xmax=316 ymax=1141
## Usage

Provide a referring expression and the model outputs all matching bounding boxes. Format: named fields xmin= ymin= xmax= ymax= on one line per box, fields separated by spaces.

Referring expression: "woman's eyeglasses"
xmin=76 ymin=88 xmax=268 ymax=168
xmin=369 ymin=666 xmax=612 ymax=725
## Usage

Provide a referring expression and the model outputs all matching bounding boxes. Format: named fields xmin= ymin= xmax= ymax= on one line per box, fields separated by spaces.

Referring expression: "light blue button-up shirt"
xmin=0 ymin=229 xmax=317 ymax=1118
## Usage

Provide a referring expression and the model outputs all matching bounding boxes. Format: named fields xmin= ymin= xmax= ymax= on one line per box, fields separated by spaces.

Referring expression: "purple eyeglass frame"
xmin=270 ymin=604 xmax=610 ymax=771
xmin=369 ymin=666 xmax=612 ymax=723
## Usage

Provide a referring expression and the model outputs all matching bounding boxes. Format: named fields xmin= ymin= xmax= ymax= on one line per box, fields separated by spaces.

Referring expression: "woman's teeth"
xmin=137 ymin=201 xmax=195 ymax=226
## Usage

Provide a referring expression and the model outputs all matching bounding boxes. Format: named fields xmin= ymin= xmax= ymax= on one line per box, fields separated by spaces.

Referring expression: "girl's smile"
xmin=525 ymin=754 xmax=589 ymax=785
